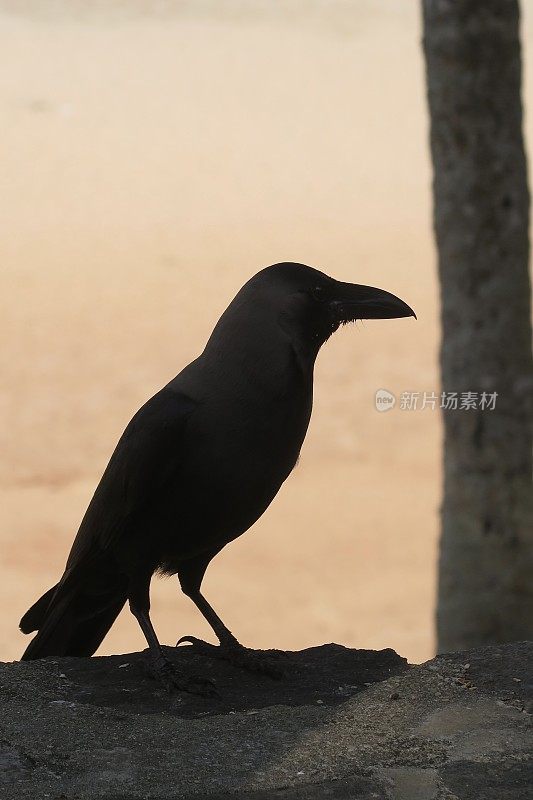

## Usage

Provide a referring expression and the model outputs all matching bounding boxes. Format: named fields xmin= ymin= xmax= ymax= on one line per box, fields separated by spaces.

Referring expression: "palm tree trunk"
xmin=422 ymin=0 xmax=533 ymax=652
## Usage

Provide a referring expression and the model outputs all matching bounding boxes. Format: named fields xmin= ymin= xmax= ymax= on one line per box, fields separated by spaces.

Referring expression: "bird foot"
xmin=176 ymin=635 xmax=287 ymax=679
xmin=147 ymin=650 xmax=219 ymax=697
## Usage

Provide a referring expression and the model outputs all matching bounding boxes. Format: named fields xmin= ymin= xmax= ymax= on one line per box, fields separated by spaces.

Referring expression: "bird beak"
xmin=330 ymin=282 xmax=416 ymax=322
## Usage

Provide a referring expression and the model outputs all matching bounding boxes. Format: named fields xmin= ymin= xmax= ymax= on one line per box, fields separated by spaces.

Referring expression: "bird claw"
xmin=176 ymin=634 xmax=217 ymax=651
xmin=176 ymin=635 xmax=287 ymax=679
xmin=148 ymin=652 xmax=219 ymax=697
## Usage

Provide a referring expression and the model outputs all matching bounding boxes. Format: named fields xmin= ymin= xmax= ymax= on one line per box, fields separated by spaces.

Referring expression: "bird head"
xmin=248 ymin=262 xmax=415 ymax=357
xmin=203 ymin=263 xmax=416 ymax=371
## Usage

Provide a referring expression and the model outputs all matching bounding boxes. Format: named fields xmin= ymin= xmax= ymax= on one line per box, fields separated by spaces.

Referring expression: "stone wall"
xmin=1 ymin=642 xmax=531 ymax=799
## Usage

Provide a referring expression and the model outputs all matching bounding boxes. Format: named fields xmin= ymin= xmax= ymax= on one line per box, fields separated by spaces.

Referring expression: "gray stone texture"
xmin=1 ymin=641 xmax=531 ymax=798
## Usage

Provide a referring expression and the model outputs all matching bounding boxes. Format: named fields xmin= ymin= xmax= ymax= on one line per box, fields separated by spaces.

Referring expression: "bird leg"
xmin=177 ymin=590 xmax=286 ymax=679
xmin=129 ymin=597 xmax=217 ymax=697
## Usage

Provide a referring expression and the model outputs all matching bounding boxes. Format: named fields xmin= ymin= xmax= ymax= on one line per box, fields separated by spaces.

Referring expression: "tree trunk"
xmin=422 ymin=0 xmax=533 ymax=652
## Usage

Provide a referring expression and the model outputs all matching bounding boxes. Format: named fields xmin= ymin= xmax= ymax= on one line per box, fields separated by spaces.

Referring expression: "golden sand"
xmin=2 ymin=1 xmax=532 ymax=663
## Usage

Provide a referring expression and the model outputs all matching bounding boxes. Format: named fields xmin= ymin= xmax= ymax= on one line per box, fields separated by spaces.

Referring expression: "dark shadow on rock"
xmin=436 ymin=641 xmax=533 ymax=713
xmin=57 ymin=643 xmax=409 ymax=718
xmin=441 ymin=761 xmax=533 ymax=800
xmin=111 ymin=775 xmax=387 ymax=800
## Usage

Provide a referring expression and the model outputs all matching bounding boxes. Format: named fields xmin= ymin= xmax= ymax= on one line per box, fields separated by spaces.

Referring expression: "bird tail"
xmin=20 ymin=582 xmax=60 ymax=634
xmin=20 ymin=561 xmax=128 ymax=660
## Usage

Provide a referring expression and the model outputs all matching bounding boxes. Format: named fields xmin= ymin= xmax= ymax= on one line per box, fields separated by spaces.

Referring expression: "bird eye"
xmin=312 ymin=285 xmax=325 ymax=301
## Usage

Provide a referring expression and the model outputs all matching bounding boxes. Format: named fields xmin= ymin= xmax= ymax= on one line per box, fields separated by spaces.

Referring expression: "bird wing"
xmin=66 ymin=387 xmax=198 ymax=567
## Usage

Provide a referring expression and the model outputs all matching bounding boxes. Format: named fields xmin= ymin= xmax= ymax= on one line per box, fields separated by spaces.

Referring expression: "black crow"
xmin=20 ymin=263 xmax=415 ymax=692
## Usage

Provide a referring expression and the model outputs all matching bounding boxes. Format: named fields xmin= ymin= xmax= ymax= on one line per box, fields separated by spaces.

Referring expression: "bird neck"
xmin=198 ymin=310 xmax=315 ymax=401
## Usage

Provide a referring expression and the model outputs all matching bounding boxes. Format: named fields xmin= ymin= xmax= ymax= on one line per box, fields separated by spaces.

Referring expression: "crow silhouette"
xmin=20 ymin=263 xmax=415 ymax=692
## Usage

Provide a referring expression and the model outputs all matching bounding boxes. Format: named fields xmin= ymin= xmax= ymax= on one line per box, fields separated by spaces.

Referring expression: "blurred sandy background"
xmin=1 ymin=1 xmax=532 ymax=664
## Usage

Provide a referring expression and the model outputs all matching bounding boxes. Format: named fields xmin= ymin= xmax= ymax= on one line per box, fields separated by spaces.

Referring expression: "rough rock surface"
xmin=0 ymin=641 xmax=531 ymax=799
